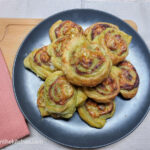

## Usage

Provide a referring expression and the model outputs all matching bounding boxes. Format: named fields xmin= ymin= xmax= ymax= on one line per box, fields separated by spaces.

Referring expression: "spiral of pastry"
xmin=37 ymin=80 xmax=87 ymax=118
xmin=43 ymin=71 xmax=77 ymax=118
xmin=78 ymin=99 xmax=115 ymax=128
xmin=84 ymin=66 xmax=120 ymax=103
xmin=62 ymin=36 xmax=112 ymax=87
xmin=24 ymin=20 xmax=140 ymax=126
xmin=94 ymin=28 xmax=132 ymax=65
xmin=49 ymin=20 xmax=84 ymax=42
xmin=48 ymin=36 xmax=71 ymax=70
xmin=117 ymin=60 xmax=139 ymax=99
xmin=84 ymin=22 xmax=118 ymax=41
xmin=24 ymin=46 xmax=56 ymax=79
xmin=37 ymin=84 xmax=49 ymax=117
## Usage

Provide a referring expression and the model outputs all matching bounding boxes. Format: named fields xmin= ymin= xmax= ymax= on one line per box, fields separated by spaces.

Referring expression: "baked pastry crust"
xmin=49 ymin=20 xmax=84 ymax=42
xmin=94 ymin=28 xmax=132 ymax=65
xmin=62 ymin=35 xmax=112 ymax=87
xmin=84 ymin=66 xmax=120 ymax=103
xmin=76 ymin=88 xmax=87 ymax=107
xmin=37 ymin=86 xmax=87 ymax=117
xmin=43 ymin=71 xmax=77 ymax=119
xmin=24 ymin=46 xmax=56 ymax=79
xmin=37 ymin=82 xmax=76 ymax=119
xmin=85 ymin=22 xmax=118 ymax=41
xmin=37 ymin=73 xmax=87 ymax=117
xmin=48 ymin=36 xmax=71 ymax=70
xmin=37 ymin=83 xmax=49 ymax=117
xmin=24 ymin=20 xmax=140 ymax=127
xmin=117 ymin=60 xmax=139 ymax=99
xmin=78 ymin=99 xmax=115 ymax=128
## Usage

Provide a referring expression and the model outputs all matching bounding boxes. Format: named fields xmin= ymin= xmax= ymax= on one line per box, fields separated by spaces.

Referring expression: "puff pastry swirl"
xmin=62 ymin=36 xmax=112 ymax=87
xmin=78 ymin=99 xmax=115 ymax=128
xmin=94 ymin=28 xmax=132 ymax=65
xmin=43 ymin=71 xmax=77 ymax=118
xmin=84 ymin=66 xmax=120 ymax=103
xmin=48 ymin=36 xmax=71 ymax=70
xmin=117 ymin=60 xmax=139 ymax=99
xmin=24 ymin=46 xmax=56 ymax=79
xmin=49 ymin=20 xmax=84 ymax=42
xmin=85 ymin=22 xmax=118 ymax=41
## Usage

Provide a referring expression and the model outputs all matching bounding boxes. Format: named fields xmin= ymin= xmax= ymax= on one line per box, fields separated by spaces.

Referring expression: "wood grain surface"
xmin=0 ymin=18 xmax=138 ymax=76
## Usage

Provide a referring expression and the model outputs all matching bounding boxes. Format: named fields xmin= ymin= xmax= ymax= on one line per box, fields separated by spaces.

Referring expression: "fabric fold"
xmin=0 ymin=49 xmax=30 ymax=148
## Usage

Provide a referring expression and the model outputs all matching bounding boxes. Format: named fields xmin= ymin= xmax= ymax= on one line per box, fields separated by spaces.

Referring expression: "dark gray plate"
xmin=13 ymin=9 xmax=150 ymax=148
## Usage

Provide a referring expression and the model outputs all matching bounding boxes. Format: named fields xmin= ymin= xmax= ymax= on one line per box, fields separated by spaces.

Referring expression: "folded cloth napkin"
xmin=0 ymin=49 xmax=30 ymax=148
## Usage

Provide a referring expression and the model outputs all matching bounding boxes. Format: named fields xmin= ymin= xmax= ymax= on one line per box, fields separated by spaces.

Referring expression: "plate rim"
xmin=12 ymin=8 xmax=150 ymax=149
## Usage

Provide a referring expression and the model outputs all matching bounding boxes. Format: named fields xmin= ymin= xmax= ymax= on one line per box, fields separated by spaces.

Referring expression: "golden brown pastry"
xmin=62 ymin=35 xmax=112 ymax=87
xmin=78 ymin=99 xmax=115 ymax=128
xmin=49 ymin=20 xmax=84 ymax=42
xmin=85 ymin=22 xmax=118 ymax=41
xmin=84 ymin=66 xmax=120 ymax=103
xmin=117 ymin=60 xmax=139 ymax=99
xmin=43 ymin=71 xmax=77 ymax=119
xmin=37 ymin=83 xmax=87 ymax=117
xmin=76 ymin=88 xmax=87 ymax=107
xmin=93 ymin=28 xmax=132 ymax=65
xmin=37 ymin=83 xmax=49 ymax=117
xmin=48 ymin=36 xmax=71 ymax=70
xmin=24 ymin=46 xmax=56 ymax=79
xmin=23 ymin=20 xmax=140 ymax=128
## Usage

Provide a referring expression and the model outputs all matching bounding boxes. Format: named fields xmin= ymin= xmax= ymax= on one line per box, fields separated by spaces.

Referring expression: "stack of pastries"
xmin=24 ymin=20 xmax=139 ymax=128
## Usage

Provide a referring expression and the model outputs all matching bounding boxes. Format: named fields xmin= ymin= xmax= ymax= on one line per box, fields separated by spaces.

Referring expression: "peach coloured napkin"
xmin=0 ymin=50 xmax=30 ymax=148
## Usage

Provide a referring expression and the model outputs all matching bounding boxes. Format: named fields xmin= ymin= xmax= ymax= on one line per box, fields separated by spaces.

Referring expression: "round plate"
xmin=13 ymin=9 xmax=150 ymax=148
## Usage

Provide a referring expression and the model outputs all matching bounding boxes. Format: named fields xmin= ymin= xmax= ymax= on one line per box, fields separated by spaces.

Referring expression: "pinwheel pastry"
xmin=37 ymin=84 xmax=87 ymax=118
xmin=84 ymin=22 xmax=119 ymax=41
xmin=23 ymin=20 xmax=140 ymax=129
xmin=37 ymin=83 xmax=49 ymax=117
xmin=84 ymin=66 xmax=120 ymax=103
xmin=42 ymin=71 xmax=77 ymax=119
xmin=117 ymin=60 xmax=139 ymax=99
xmin=93 ymin=28 xmax=132 ymax=65
xmin=24 ymin=46 xmax=56 ymax=79
xmin=49 ymin=20 xmax=84 ymax=42
xmin=62 ymin=35 xmax=112 ymax=87
xmin=78 ymin=99 xmax=115 ymax=128
xmin=48 ymin=36 xmax=71 ymax=70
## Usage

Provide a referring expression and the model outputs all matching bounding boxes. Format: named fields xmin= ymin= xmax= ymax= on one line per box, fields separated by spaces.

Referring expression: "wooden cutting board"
xmin=0 ymin=18 xmax=137 ymax=76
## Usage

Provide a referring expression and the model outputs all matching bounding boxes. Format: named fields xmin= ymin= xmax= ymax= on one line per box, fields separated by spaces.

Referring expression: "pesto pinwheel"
xmin=117 ymin=60 xmax=139 ymax=99
xmin=85 ymin=22 xmax=118 ymax=41
xmin=37 ymin=82 xmax=87 ymax=118
xmin=23 ymin=20 xmax=140 ymax=129
xmin=94 ymin=28 xmax=132 ymax=65
xmin=24 ymin=46 xmax=56 ymax=79
xmin=62 ymin=36 xmax=112 ymax=87
xmin=84 ymin=66 xmax=120 ymax=103
xmin=37 ymin=83 xmax=49 ymax=117
xmin=49 ymin=20 xmax=84 ymax=42
xmin=48 ymin=36 xmax=71 ymax=70
xmin=43 ymin=71 xmax=77 ymax=119
xmin=78 ymin=99 xmax=115 ymax=128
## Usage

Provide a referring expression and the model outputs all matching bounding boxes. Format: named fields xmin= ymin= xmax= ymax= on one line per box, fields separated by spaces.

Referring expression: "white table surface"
xmin=1 ymin=0 xmax=150 ymax=149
